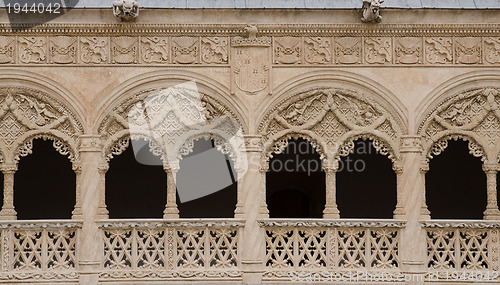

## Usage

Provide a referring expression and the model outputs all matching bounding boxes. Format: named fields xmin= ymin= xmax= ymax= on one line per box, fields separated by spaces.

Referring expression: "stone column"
xmin=483 ymin=163 xmax=500 ymax=220
xmin=77 ymin=135 xmax=104 ymax=285
xmin=71 ymin=162 xmax=83 ymax=219
xmin=397 ymin=135 xmax=428 ymax=285
xmin=97 ymin=163 xmax=109 ymax=219
xmin=163 ymin=161 xmax=179 ymax=219
xmin=240 ymin=135 xmax=266 ymax=284
xmin=323 ymin=160 xmax=340 ymax=219
xmin=0 ymin=163 xmax=17 ymax=220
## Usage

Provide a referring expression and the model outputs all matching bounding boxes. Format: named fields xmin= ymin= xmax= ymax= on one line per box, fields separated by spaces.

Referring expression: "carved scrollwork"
xmin=427 ymin=135 xmax=485 ymax=162
xmin=0 ymin=87 xmax=83 ymax=163
xmin=420 ymin=88 xmax=500 ymax=162
xmin=99 ymin=87 xmax=245 ymax=171
xmin=259 ymin=87 xmax=402 ymax=165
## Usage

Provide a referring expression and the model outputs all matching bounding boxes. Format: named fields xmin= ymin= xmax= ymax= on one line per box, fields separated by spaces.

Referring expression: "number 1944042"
xmin=7 ymin=2 xmax=61 ymax=14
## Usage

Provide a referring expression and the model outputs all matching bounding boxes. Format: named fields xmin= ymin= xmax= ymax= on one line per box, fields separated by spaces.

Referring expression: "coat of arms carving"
xmin=231 ymin=28 xmax=271 ymax=96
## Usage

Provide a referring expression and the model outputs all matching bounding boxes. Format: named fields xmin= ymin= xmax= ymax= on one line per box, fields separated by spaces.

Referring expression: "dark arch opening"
xmin=336 ymin=139 xmax=396 ymax=219
xmin=15 ymin=139 xmax=75 ymax=220
xmin=176 ymin=138 xmax=237 ymax=218
xmin=266 ymin=138 xmax=325 ymax=218
xmin=106 ymin=139 xmax=167 ymax=219
xmin=426 ymin=139 xmax=486 ymax=219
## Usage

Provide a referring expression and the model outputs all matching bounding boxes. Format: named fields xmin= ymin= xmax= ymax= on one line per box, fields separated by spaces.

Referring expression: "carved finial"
xmin=244 ymin=24 xmax=258 ymax=39
xmin=361 ymin=0 xmax=384 ymax=23
xmin=113 ymin=0 xmax=139 ymax=21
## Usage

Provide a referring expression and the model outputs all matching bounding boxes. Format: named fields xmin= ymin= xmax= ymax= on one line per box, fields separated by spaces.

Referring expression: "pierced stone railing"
xmin=424 ymin=220 xmax=500 ymax=281
xmin=98 ymin=219 xmax=244 ymax=281
xmin=259 ymin=219 xmax=404 ymax=281
xmin=0 ymin=220 xmax=81 ymax=281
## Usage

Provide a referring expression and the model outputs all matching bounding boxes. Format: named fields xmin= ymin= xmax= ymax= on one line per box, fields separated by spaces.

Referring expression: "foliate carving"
xmin=49 ymin=36 xmax=77 ymax=64
xmin=304 ymin=37 xmax=331 ymax=64
xmin=172 ymin=37 xmax=199 ymax=64
xmin=428 ymin=136 xmax=485 ymax=162
xmin=260 ymin=88 xmax=401 ymax=163
xmin=201 ymin=37 xmax=228 ymax=64
xmin=334 ymin=37 xmax=362 ymax=64
xmin=425 ymin=37 xmax=453 ymax=64
xmin=455 ymin=37 xmax=482 ymax=64
xmin=18 ymin=37 xmax=46 ymax=63
xmin=111 ymin=37 xmax=138 ymax=64
xmin=484 ymin=37 xmax=500 ymax=64
xmin=80 ymin=37 xmax=108 ymax=64
xmin=274 ymin=37 xmax=301 ymax=64
xmin=141 ymin=37 xmax=168 ymax=63
xmin=395 ymin=37 xmax=421 ymax=64
xmin=364 ymin=37 xmax=392 ymax=64
xmin=0 ymin=36 xmax=14 ymax=64
xmin=0 ymin=87 xmax=83 ymax=162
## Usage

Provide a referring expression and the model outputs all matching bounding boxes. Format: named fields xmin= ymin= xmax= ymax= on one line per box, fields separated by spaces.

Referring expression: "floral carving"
xmin=364 ymin=37 xmax=392 ymax=64
xmin=80 ymin=37 xmax=108 ymax=64
xmin=49 ymin=36 xmax=77 ymax=64
xmin=274 ymin=37 xmax=301 ymax=64
xmin=0 ymin=36 xmax=14 ymax=64
xmin=141 ymin=37 xmax=169 ymax=63
xmin=425 ymin=37 xmax=453 ymax=64
xmin=455 ymin=37 xmax=481 ymax=64
xmin=334 ymin=37 xmax=361 ymax=64
xmin=18 ymin=37 xmax=46 ymax=63
xmin=111 ymin=36 xmax=138 ymax=64
xmin=304 ymin=37 xmax=331 ymax=64
xmin=172 ymin=37 xmax=199 ymax=64
xmin=201 ymin=37 xmax=228 ymax=64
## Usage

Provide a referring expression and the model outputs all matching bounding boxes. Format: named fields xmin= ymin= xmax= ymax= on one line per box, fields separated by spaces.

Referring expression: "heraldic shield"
xmin=233 ymin=47 xmax=269 ymax=95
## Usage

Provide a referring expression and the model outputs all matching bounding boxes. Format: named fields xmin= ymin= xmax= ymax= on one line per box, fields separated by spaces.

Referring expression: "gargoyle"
xmin=113 ymin=0 xmax=139 ymax=21
xmin=361 ymin=0 xmax=384 ymax=23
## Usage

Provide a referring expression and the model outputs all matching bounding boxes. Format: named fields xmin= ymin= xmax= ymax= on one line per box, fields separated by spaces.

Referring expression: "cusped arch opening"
xmin=266 ymin=138 xmax=325 ymax=218
xmin=15 ymin=138 xmax=76 ymax=220
xmin=336 ymin=138 xmax=397 ymax=219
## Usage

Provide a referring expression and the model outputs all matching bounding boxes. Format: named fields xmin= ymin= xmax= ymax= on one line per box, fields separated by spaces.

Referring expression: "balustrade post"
xmin=483 ymin=163 xmax=500 ymax=220
xmin=240 ymin=135 xmax=266 ymax=284
xmin=397 ymin=136 xmax=428 ymax=285
xmin=323 ymin=160 xmax=340 ymax=219
xmin=163 ymin=161 xmax=179 ymax=219
xmin=0 ymin=163 xmax=17 ymax=220
xmin=77 ymin=135 xmax=105 ymax=285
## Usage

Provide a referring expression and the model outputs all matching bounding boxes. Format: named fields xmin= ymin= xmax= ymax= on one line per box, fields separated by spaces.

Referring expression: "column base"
xmin=484 ymin=208 xmax=500 ymax=220
xmin=241 ymin=260 xmax=263 ymax=285
xmin=393 ymin=207 xmax=406 ymax=219
xmin=97 ymin=207 xmax=109 ymax=220
xmin=323 ymin=207 xmax=340 ymax=219
xmin=164 ymin=206 xmax=179 ymax=219
xmin=420 ymin=207 xmax=431 ymax=220
xmin=0 ymin=208 xmax=17 ymax=220
xmin=234 ymin=205 xmax=245 ymax=219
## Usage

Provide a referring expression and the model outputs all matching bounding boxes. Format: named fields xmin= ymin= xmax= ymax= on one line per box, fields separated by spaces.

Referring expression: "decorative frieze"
xmin=0 ymin=35 xmax=498 ymax=66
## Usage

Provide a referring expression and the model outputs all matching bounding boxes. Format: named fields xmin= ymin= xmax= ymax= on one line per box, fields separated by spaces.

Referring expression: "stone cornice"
xmin=1 ymin=23 xmax=500 ymax=36
xmin=0 ymin=220 xmax=83 ymax=229
xmin=423 ymin=220 xmax=500 ymax=229
xmin=259 ymin=219 xmax=406 ymax=228
xmin=97 ymin=219 xmax=245 ymax=228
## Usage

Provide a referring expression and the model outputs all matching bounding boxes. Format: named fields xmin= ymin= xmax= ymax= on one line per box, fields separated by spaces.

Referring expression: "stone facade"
xmin=0 ymin=7 xmax=499 ymax=285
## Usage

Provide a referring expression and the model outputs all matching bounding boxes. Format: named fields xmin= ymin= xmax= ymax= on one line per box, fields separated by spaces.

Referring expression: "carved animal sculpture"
xmin=113 ymin=0 xmax=139 ymax=21
xmin=361 ymin=0 xmax=384 ymax=23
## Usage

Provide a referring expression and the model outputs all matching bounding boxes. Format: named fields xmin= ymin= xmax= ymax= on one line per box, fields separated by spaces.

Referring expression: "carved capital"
xmin=0 ymin=163 xmax=17 ymax=173
xmin=420 ymin=161 xmax=429 ymax=173
xmin=392 ymin=162 xmax=404 ymax=174
xmin=164 ymin=160 xmax=180 ymax=173
xmin=483 ymin=163 xmax=500 ymax=173
xmin=98 ymin=163 xmax=109 ymax=174
xmin=80 ymin=135 xmax=102 ymax=152
xmin=400 ymin=135 xmax=423 ymax=153
xmin=244 ymin=135 xmax=262 ymax=152
xmin=323 ymin=159 xmax=339 ymax=172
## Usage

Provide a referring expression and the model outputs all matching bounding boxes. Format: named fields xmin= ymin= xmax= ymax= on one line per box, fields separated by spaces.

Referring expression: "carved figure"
xmin=361 ymin=0 xmax=384 ymax=23
xmin=113 ymin=0 xmax=139 ymax=21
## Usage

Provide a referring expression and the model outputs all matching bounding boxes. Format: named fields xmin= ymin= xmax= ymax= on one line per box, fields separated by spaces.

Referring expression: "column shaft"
xmin=0 ymin=163 xmax=17 ymax=220
xmin=483 ymin=164 xmax=500 ymax=220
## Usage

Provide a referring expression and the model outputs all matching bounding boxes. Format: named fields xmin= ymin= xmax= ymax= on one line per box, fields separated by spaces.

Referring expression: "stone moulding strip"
xmin=422 ymin=220 xmax=500 ymax=229
xmin=259 ymin=219 xmax=406 ymax=228
xmin=0 ymin=220 xmax=83 ymax=229
xmin=97 ymin=219 xmax=245 ymax=228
